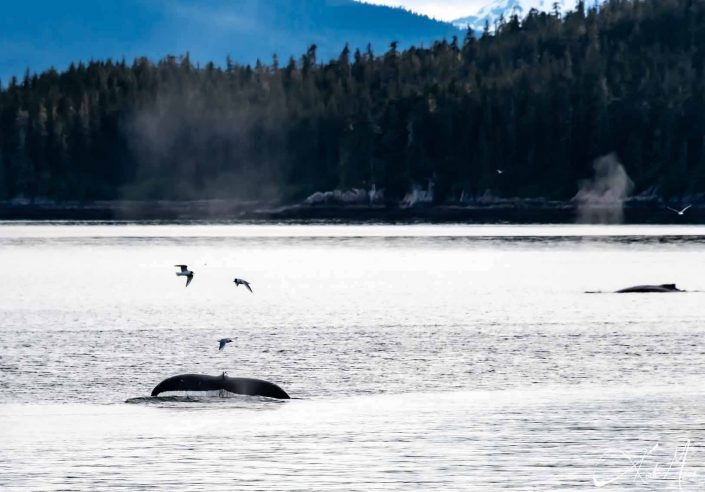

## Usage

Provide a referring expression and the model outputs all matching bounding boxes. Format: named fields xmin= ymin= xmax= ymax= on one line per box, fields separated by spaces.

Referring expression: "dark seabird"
xmin=233 ymin=278 xmax=253 ymax=293
xmin=175 ymin=264 xmax=194 ymax=287
xmin=219 ymin=338 xmax=233 ymax=350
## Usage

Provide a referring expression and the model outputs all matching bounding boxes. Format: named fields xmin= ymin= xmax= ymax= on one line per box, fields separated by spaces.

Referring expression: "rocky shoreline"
xmin=0 ymin=198 xmax=702 ymax=223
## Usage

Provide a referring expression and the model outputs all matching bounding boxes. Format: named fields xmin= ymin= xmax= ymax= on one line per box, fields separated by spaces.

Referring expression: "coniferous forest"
xmin=1 ymin=0 xmax=704 ymax=206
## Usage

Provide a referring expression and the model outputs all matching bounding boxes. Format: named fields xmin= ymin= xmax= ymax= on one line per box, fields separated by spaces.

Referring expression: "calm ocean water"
xmin=2 ymin=223 xmax=705 ymax=490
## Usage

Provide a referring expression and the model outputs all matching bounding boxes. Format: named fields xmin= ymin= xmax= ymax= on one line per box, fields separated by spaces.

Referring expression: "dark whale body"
xmin=616 ymin=284 xmax=683 ymax=293
xmin=151 ymin=373 xmax=290 ymax=399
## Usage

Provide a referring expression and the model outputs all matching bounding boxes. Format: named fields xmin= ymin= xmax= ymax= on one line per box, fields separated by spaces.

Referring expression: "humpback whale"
xmin=616 ymin=284 xmax=683 ymax=293
xmin=151 ymin=373 xmax=290 ymax=399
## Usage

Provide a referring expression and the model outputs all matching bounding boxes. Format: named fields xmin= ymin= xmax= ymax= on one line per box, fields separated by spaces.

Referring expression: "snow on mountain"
xmin=452 ymin=0 xmax=570 ymax=31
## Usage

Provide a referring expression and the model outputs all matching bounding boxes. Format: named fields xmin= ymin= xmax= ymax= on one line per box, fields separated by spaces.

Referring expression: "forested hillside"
xmin=1 ymin=0 xmax=704 ymax=204
xmin=0 ymin=0 xmax=460 ymax=83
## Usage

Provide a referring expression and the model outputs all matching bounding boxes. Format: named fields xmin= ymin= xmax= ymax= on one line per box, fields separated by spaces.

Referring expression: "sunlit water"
xmin=2 ymin=223 xmax=705 ymax=490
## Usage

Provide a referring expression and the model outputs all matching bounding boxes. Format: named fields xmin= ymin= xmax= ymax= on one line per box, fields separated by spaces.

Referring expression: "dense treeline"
xmin=1 ymin=0 xmax=704 ymax=204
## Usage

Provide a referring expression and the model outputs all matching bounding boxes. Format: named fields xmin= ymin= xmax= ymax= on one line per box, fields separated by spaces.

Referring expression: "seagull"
xmin=667 ymin=205 xmax=692 ymax=216
xmin=233 ymin=278 xmax=253 ymax=293
xmin=175 ymin=264 xmax=194 ymax=287
xmin=218 ymin=338 xmax=233 ymax=350
xmin=496 ymin=169 xmax=504 ymax=175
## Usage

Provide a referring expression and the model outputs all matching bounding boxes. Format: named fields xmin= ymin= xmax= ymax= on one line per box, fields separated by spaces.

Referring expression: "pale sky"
xmin=360 ymin=0 xmax=489 ymax=21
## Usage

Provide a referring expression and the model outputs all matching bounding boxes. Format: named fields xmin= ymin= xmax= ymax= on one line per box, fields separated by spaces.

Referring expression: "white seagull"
xmin=175 ymin=264 xmax=194 ymax=287
xmin=233 ymin=278 xmax=253 ymax=293
xmin=667 ymin=205 xmax=692 ymax=216
xmin=496 ymin=169 xmax=504 ymax=175
xmin=218 ymin=338 xmax=233 ymax=350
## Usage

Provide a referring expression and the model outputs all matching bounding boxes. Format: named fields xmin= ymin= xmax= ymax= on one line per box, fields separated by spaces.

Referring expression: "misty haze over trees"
xmin=1 ymin=0 xmax=704 ymax=205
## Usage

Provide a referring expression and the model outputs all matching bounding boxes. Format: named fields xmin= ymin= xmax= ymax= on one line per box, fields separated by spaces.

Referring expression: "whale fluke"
xmin=616 ymin=284 xmax=683 ymax=293
xmin=150 ymin=373 xmax=290 ymax=399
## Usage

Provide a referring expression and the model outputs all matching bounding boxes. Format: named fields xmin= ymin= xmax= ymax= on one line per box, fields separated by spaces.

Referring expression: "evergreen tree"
xmin=0 ymin=0 xmax=703 ymax=203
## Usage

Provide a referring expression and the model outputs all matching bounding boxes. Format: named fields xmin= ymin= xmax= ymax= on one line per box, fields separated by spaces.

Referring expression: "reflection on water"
xmin=124 ymin=394 xmax=290 ymax=409
xmin=2 ymin=224 xmax=705 ymax=490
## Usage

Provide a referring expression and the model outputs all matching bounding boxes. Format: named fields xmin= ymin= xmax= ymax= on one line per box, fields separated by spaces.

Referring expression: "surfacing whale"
xmin=616 ymin=284 xmax=683 ymax=293
xmin=151 ymin=373 xmax=290 ymax=399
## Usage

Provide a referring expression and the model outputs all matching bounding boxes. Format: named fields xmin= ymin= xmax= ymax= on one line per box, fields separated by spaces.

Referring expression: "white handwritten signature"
xmin=592 ymin=441 xmax=696 ymax=489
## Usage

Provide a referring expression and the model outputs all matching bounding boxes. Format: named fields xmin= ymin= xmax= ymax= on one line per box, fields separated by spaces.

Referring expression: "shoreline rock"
xmin=0 ymin=198 xmax=702 ymax=223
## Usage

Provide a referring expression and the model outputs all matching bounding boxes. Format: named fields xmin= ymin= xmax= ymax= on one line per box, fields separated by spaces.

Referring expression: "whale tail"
xmin=151 ymin=373 xmax=290 ymax=399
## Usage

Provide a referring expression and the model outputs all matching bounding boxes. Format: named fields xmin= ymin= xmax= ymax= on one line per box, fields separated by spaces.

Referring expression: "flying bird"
xmin=496 ymin=169 xmax=504 ymax=175
xmin=667 ymin=205 xmax=692 ymax=216
xmin=218 ymin=338 xmax=233 ymax=350
xmin=233 ymin=278 xmax=253 ymax=293
xmin=175 ymin=264 xmax=194 ymax=287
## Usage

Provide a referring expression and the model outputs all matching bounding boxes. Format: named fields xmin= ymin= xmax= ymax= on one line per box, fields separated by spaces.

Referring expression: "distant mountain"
xmin=0 ymin=0 xmax=461 ymax=82
xmin=452 ymin=0 xmax=571 ymax=31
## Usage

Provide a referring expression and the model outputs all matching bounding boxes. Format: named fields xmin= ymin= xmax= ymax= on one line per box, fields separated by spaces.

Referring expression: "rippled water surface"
xmin=2 ymin=223 xmax=705 ymax=490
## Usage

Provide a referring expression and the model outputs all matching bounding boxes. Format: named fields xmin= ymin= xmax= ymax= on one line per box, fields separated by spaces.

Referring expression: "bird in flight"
xmin=175 ymin=265 xmax=194 ymax=287
xmin=233 ymin=278 xmax=253 ymax=293
xmin=496 ymin=169 xmax=504 ymax=175
xmin=667 ymin=205 xmax=692 ymax=216
xmin=218 ymin=338 xmax=233 ymax=350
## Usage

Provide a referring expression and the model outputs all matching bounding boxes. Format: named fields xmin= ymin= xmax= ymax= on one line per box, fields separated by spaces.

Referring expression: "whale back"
xmin=616 ymin=284 xmax=681 ymax=293
xmin=151 ymin=373 xmax=290 ymax=399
